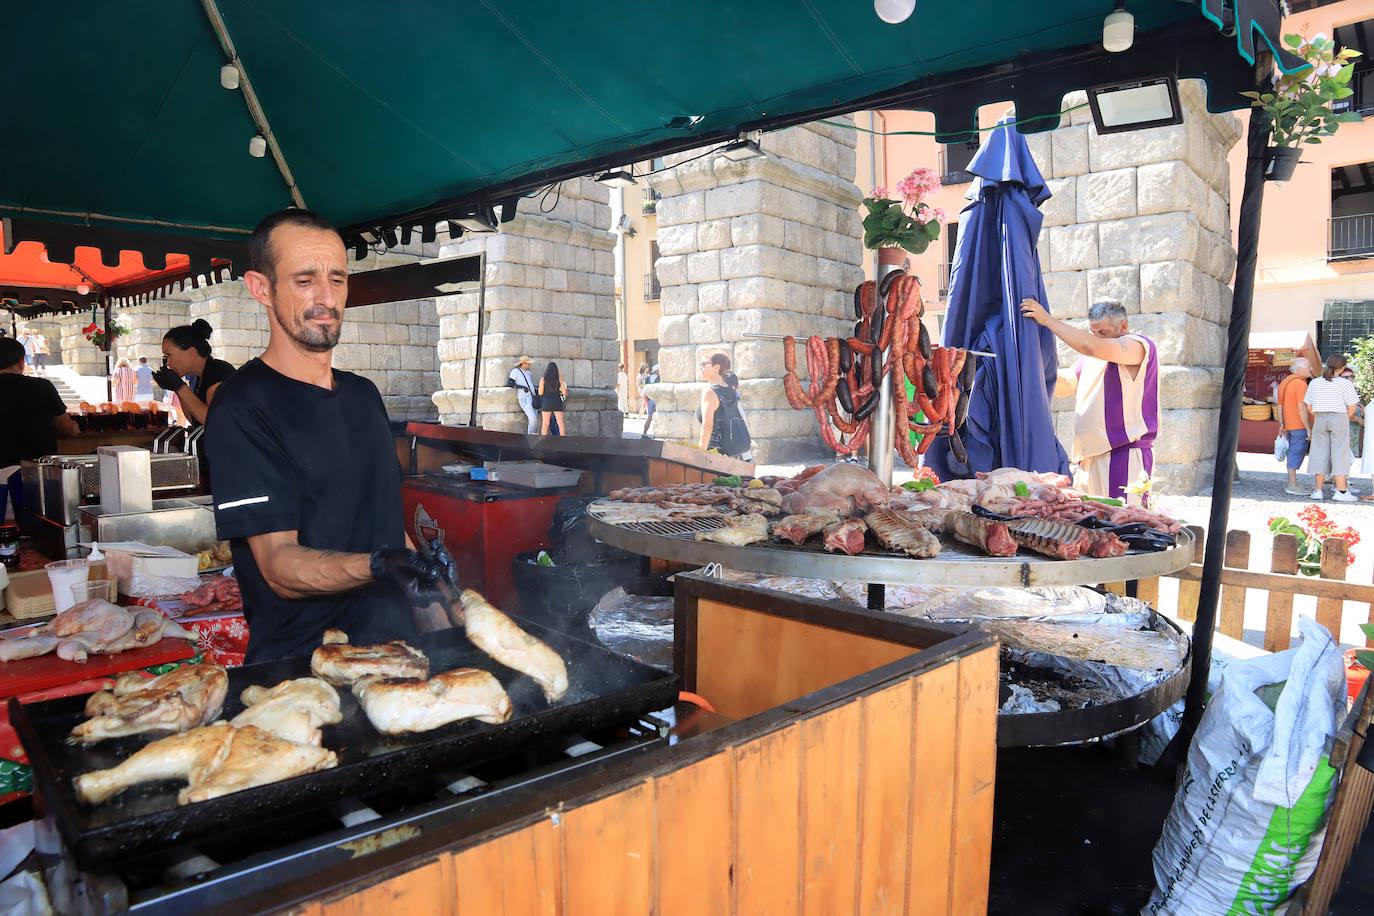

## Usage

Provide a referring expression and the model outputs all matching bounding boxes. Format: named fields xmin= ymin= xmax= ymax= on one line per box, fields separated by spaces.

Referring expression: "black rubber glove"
xmin=369 ymin=548 xmax=444 ymax=601
xmin=152 ymin=366 xmax=186 ymax=392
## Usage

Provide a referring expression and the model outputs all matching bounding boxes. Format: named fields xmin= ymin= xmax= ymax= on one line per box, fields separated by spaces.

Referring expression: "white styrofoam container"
xmin=102 ymin=542 xmax=199 ymax=592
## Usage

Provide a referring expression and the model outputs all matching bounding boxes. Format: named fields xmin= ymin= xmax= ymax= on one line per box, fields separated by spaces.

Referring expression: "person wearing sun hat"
xmin=507 ymin=355 xmax=538 ymax=434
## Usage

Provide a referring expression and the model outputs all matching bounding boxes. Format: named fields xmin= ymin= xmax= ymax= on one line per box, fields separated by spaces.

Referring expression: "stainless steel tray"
xmin=586 ymin=500 xmax=1196 ymax=588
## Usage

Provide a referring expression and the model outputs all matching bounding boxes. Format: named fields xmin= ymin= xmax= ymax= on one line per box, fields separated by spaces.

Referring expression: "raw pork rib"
xmin=822 ymin=518 xmax=869 ymax=555
xmin=770 ymin=512 xmax=837 ymax=545
xmin=864 ymin=510 xmax=940 ymax=558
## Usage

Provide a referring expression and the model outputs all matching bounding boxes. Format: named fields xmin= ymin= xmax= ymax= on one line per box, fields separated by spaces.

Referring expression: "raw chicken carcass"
xmin=457 ymin=590 xmax=569 ymax=703
xmin=231 ymin=678 xmax=342 ymax=746
xmin=352 ymin=669 xmax=513 ymax=735
xmin=0 ymin=631 xmax=60 ymax=662
xmin=783 ymin=464 xmax=891 ymax=516
xmin=55 ymin=610 xmax=196 ymax=663
xmin=770 ymin=511 xmax=837 ymax=545
xmin=53 ymin=600 xmax=133 ymax=642
xmin=309 ymin=630 xmax=430 ymax=687
xmin=74 ymin=723 xmax=337 ymax=806
xmin=695 ymin=513 xmax=770 ymax=547
xmin=822 ymin=518 xmax=869 ymax=556
xmin=71 ymin=664 xmax=229 ymax=744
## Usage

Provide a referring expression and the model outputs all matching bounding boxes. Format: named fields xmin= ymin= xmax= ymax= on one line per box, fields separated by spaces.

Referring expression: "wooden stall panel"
xmin=1317 ymin=536 xmax=1349 ymax=638
xmin=908 ymin=662 xmax=960 ymax=916
xmin=563 ymin=783 xmax=654 ymax=916
xmin=453 ymin=819 xmax=560 ymax=916
xmin=1265 ymin=533 xmax=1299 ymax=651
xmin=694 ymin=601 xmax=915 ymax=720
xmin=857 ymin=681 xmax=916 ymax=916
xmin=801 ymin=703 xmax=862 ymax=916
xmin=649 ymin=460 xmax=686 ymax=488
xmin=1219 ymin=530 xmax=1251 ymax=639
xmin=655 ymin=754 xmax=734 ymax=916
xmin=319 ymin=858 xmax=453 ymax=916
xmin=735 ymin=723 xmax=802 ymax=915
xmin=950 ymin=647 xmax=999 ymax=914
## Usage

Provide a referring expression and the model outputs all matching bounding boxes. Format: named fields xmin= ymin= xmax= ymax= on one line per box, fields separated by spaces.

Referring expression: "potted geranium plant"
xmin=82 ymin=314 xmax=129 ymax=351
xmin=862 ymin=167 xmax=945 ymax=266
xmin=1240 ymin=33 xmax=1362 ymax=182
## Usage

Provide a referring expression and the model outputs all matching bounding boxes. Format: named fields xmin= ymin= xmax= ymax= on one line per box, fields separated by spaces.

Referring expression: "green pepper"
xmin=1013 ymin=481 xmax=1030 ymax=498
xmin=901 ymin=478 xmax=935 ymax=492
xmin=1081 ymin=495 xmax=1124 ymax=507
xmin=535 ymin=550 xmax=555 ymax=567
xmin=713 ymin=475 xmax=742 ymax=487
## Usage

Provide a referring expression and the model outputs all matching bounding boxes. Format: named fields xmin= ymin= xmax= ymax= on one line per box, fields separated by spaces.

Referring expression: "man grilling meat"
xmin=205 ymin=209 xmax=442 ymax=663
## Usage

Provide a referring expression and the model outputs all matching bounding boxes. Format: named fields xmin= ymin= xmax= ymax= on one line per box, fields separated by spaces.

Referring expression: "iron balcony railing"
xmin=641 ymin=187 xmax=660 ymax=215
xmin=644 ymin=271 xmax=662 ymax=300
xmin=1329 ymin=213 xmax=1374 ymax=262
xmin=937 ymin=263 xmax=952 ymax=300
xmin=937 ymin=142 xmax=978 ymax=185
xmin=1332 ymin=66 xmax=1374 ymax=117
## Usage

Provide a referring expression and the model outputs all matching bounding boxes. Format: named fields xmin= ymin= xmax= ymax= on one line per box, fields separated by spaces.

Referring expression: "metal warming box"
xmin=21 ymin=448 xmax=200 ymax=525
xmin=401 ymin=475 xmax=579 ymax=610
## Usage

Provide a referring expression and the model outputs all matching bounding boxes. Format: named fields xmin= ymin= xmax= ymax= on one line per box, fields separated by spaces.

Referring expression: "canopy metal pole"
xmin=867 ymin=256 xmax=900 ymax=611
xmin=103 ymin=297 xmax=113 ymax=402
xmin=469 ymin=253 xmax=487 ymax=428
xmin=1175 ymin=60 xmax=1273 ymax=755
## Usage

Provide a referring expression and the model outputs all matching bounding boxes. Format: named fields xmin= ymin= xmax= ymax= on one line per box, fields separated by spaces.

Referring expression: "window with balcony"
xmin=644 ymin=240 xmax=662 ymax=300
xmin=937 ymin=221 xmax=958 ymax=299
xmin=939 ymin=138 xmax=980 ymax=185
xmin=641 ymin=186 xmax=660 ymax=215
xmin=1330 ymin=162 xmax=1374 ymax=261
xmin=1333 ymin=18 xmax=1374 ymax=118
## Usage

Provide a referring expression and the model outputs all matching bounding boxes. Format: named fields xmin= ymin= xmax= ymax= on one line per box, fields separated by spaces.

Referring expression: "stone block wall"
xmin=431 ymin=178 xmax=621 ymax=436
xmin=56 ymin=314 xmax=110 ymax=376
xmin=1032 ymin=82 xmax=1241 ymax=496
xmin=647 ymin=120 xmax=865 ymax=461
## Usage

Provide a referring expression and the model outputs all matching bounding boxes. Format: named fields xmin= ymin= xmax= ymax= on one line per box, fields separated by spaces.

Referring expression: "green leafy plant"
xmin=1350 ymin=334 xmax=1374 ymax=405
xmin=1240 ymin=33 xmax=1363 ymax=147
xmin=1357 ymin=624 xmax=1374 ymax=675
xmin=862 ymin=168 xmax=944 ymax=254
xmin=1269 ymin=505 xmax=1360 ymax=576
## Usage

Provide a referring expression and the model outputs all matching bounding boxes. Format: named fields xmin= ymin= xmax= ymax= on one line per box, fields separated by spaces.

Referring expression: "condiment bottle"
xmin=0 ymin=524 xmax=19 ymax=570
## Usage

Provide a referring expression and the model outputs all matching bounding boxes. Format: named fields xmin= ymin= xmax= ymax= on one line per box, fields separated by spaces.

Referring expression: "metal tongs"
xmin=415 ymin=536 xmax=466 ymax=629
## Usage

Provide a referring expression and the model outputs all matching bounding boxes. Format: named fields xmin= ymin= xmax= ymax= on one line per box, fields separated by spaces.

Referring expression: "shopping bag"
xmin=1274 ymin=434 xmax=1288 ymax=462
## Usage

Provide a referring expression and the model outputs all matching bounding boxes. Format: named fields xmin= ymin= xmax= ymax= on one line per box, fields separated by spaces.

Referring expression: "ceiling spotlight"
xmin=595 ymin=170 xmax=638 ymax=188
xmin=874 ymin=0 xmax=916 ymax=24
xmin=248 ymin=134 xmax=267 ymax=158
xmin=719 ymin=137 xmax=764 ymax=162
xmin=76 ymin=283 xmax=91 ymax=296
xmin=455 ymin=206 xmax=499 ymax=234
xmin=1103 ymin=0 xmax=1134 ymax=53
xmin=219 ymin=63 xmax=240 ymax=90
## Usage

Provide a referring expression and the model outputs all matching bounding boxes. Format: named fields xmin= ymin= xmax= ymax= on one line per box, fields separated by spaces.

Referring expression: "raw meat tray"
xmin=12 ymin=619 xmax=678 ymax=868
xmin=587 ymin=499 xmax=1196 ymax=588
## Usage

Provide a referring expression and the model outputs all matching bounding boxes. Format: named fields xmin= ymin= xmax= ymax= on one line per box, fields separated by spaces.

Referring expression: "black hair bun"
xmin=191 ymin=319 xmax=213 ymax=340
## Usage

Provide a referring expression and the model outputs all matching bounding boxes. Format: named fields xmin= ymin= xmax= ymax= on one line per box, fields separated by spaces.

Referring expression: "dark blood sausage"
xmin=917 ymin=323 xmax=932 ymax=360
xmin=960 ymin=353 xmax=976 ymax=389
xmin=855 ymin=390 xmax=880 ymax=420
xmin=949 ymin=429 xmax=969 ymax=465
xmin=922 ymin=365 xmax=939 ymax=400
xmin=853 ymin=285 xmax=864 ymax=319
xmin=836 ymin=376 xmax=855 ymax=414
xmin=955 ymin=390 xmax=970 ymax=427
xmin=839 ymin=338 xmax=852 ymax=373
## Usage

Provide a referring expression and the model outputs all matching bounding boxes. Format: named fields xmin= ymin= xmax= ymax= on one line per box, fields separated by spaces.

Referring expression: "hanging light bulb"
xmin=76 ymin=283 xmax=90 ymax=296
xmin=248 ymin=134 xmax=267 ymax=158
xmin=874 ymin=0 xmax=916 ymax=24
xmin=1103 ymin=1 xmax=1134 ymax=53
xmin=220 ymin=63 xmax=240 ymax=90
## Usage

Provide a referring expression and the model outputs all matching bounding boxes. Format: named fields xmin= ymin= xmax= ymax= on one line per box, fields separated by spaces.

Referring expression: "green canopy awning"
xmin=0 ymin=0 xmax=1298 ymax=264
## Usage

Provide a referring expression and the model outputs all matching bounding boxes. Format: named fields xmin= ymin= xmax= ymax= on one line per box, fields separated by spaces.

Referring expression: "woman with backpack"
xmin=698 ymin=353 xmax=751 ymax=459
xmin=538 ymin=360 xmax=568 ymax=436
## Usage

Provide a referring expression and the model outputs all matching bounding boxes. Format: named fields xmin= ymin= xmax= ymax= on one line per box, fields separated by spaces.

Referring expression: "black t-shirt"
xmin=0 ymin=373 xmax=67 ymax=466
xmin=205 ymin=358 xmax=415 ymax=663
xmin=189 ymin=357 xmax=237 ymax=429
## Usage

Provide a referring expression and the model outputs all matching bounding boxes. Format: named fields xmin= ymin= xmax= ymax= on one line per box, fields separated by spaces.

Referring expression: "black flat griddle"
xmin=12 ymin=619 xmax=678 ymax=869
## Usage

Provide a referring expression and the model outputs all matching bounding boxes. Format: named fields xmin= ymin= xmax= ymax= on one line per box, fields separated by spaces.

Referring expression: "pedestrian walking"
xmin=697 ymin=354 xmax=751 ymax=459
xmin=538 ymin=361 xmax=568 ymax=436
xmin=507 ymin=356 xmax=538 ymax=434
xmin=1303 ymin=354 xmax=1360 ymax=502
xmin=112 ymin=358 xmax=137 ymax=402
xmin=134 ymin=356 xmax=155 ymax=400
xmin=616 ymin=363 xmax=628 ymax=414
xmin=641 ymin=363 xmax=659 ymax=438
xmin=638 ymin=364 xmax=650 ymax=416
xmin=32 ymin=332 xmax=49 ymax=375
xmin=1275 ymin=357 xmax=1313 ymax=495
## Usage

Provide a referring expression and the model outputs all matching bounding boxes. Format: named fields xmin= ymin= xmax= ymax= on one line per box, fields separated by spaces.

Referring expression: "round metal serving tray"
xmin=587 ymin=500 xmax=1196 ymax=589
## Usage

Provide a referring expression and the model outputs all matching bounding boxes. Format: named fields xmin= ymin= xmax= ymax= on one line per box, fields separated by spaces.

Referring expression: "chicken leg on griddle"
xmin=70 ymin=665 xmax=228 ymax=745
xmin=231 ymin=678 xmax=342 ymax=746
xmin=74 ymin=723 xmax=337 ymax=806
xmin=309 ymin=629 xmax=429 ymax=687
xmin=352 ymin=669 xmax=512 ymax=735
xmin=456 ymin=590 xmax=569 ymax=702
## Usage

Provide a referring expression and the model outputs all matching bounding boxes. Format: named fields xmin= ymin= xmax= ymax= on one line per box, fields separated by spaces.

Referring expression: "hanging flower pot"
xmin=1263 ymin=145 xmax=1302 ymax=182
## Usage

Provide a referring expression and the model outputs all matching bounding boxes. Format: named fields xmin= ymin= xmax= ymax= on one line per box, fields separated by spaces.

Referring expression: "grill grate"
xmin=618 ymin=518 xmax=726 ymax=537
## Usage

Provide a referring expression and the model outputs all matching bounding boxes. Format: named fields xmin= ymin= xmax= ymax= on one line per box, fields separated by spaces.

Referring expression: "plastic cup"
xmin=45 ymin=559 xmax=90 ymax=614
xmin=70 ymin=579 xmax=113 ymax=606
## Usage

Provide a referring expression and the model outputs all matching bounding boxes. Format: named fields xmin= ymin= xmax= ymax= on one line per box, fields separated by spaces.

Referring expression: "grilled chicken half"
xmin=74 ymin=723 xmax=337 ymax=806
xmin=456 ymin=590 xmax=569 ymax=703
xmin=70 ymin=665 xmax=229 ymax=745
xmin=309 ymin=629 xmax=430 ymax=687
xmin=352 ymin=669 xmax=513 ymax=735
xmin=231 ymin=678 xmax=343 ymax=746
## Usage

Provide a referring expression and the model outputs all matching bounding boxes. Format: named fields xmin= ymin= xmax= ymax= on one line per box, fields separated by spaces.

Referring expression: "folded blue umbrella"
xmin=924 ymin=119 xmax=1069 ymax=480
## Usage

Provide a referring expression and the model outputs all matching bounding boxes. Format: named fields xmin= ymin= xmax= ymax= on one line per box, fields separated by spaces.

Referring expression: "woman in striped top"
xmin=1302 ymin=354 xmax=1360 ymax=502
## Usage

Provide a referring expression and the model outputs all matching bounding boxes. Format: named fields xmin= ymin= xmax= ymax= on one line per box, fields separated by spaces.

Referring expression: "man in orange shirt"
xmin=1276 ymin=357 xmax=1313 ymax=495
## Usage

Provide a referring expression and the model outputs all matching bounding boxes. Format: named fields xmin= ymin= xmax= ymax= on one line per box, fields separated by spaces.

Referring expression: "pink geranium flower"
xmin=870 ymin=186 xmax=890 ymax=200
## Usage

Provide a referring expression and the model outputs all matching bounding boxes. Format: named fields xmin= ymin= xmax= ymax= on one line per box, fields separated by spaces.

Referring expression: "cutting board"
xmin=0 ymin=639 xmax=195 ymax=700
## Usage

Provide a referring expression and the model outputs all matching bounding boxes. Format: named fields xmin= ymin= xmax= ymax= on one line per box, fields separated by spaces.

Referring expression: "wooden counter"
xmin=256 ymin=575 xmax=999 ymax=915
xmin=403 ymin=422 xmax=753 ymax=495
xmin=55 ymin=428 xmax=164 ymax=454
